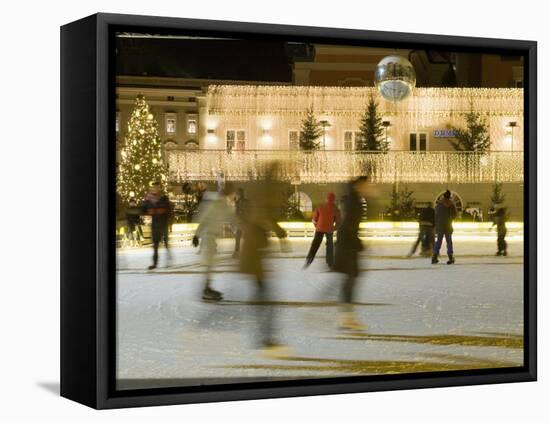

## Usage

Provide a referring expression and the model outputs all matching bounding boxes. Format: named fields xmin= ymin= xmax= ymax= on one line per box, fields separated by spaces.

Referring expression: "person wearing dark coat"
xmin=142 ymin=182 xmax=172 ymax=270
xmin=333 ymin=177 xmax=369 ymax=331
xmin=125 ymin=199 xmax=143 ymax=244
xmin=432 ymin=190 xmax=457 ymax=264
xmin=491 ymin=207 xmax=508 ymax=256
xmin=408 ymin=205 xmax=435 ymax=257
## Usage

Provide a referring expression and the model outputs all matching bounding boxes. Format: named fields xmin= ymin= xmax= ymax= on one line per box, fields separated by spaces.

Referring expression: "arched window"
xmin=185 ymin=139 xmax=199 ymax=150
xmin=435 ymin=190 xmax=464 ymax=216
xmin=288 ymin=191 xmax=312 ymax=213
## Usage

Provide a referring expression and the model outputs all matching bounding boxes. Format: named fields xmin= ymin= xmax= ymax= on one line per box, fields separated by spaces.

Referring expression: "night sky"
xmin=115 ymin=37 xmax=305 ymax=82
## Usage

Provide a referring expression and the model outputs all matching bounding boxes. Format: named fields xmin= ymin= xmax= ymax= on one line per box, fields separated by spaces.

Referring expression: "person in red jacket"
xmin=304 ymin=192 xmax=341 ymax=269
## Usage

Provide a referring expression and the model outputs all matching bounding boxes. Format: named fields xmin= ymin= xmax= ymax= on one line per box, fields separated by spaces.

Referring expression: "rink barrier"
xmin=116 ymin=221 xmax=523 ymax=248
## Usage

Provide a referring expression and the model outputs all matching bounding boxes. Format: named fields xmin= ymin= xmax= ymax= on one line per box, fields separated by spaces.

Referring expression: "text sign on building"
xmin=433 ymin=129 xmax=457 ymax=138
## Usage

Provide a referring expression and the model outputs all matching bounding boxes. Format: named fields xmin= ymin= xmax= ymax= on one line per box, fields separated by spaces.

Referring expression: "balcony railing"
xmin=166 ymin=149 xmax=524 ymax=184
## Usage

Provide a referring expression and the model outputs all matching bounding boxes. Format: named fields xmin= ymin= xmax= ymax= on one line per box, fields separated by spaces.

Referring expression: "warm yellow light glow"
xmin=319 ymin=135 xmax=333 ymax=149
xmin=278 ymin=221 xmax=523 ymax=230
xmin=171 ymin=223 xmax=199 ymax=232
xmin=260 ymin=118 xmax=274 ymax=131
xmin=120 ymin=221 xmax=523 ymax=240
xmin=206 ymin=118 xmax=219 ymax=130
xmin=206 ymin=133 xmax=218 ymax=144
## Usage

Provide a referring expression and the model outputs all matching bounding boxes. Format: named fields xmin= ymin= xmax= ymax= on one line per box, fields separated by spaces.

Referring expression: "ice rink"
xmin=115 ymin=235 xmax=524 ymax=390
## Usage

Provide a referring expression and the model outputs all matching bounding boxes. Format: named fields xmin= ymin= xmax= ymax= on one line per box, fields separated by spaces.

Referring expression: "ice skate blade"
xmin=201 ymin=295 xmax=223 ymax=302
xmin=339 ymin=324 xmax=368 ymax=332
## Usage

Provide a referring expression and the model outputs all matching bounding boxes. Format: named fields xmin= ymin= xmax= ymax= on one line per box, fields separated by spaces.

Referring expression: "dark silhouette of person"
xmin=492 ymin=207 xmax=508 ymax=256
xmin=334 ymin=177 xmax=370 ymax=330
xmin=408 ymin=205 xmax=435 ymax=257
xmin=432 ymin=190 xmax=457 ymax=264
xmin=142 ymin=182 xmax=172 ymax=270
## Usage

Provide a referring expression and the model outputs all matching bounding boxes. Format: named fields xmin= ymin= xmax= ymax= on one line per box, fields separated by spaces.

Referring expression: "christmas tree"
xmin=117 ymin=94 xmax=167 ymax=204
xmin=385 ymin=184 xmax=416 ymax=221
xmin=358 ymin=96 xmax=387 ymax=151
xmin=299 ymin=106 xmax=322 ymax=150
xmin=450 ymin=103 xmax=490 ymax=152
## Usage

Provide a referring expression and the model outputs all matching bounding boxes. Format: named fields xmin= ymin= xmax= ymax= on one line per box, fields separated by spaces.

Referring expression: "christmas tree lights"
xmin=117 ymin=94 xmax=167 ymax=204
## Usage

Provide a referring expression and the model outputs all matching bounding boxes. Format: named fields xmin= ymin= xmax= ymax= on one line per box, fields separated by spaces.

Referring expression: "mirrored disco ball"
xmin=374 ymin=55 xmax=416 ymax=101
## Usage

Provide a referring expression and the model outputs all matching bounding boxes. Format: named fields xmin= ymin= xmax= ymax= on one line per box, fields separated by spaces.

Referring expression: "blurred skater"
xmin=232 ymin=188 xmax=247 ymax=258
xmin=334 ymin=177 xmax=370 ymax=331
xmin=432 ymin=190 xmax=457 ymax=265
xmin=408 ymin=204 xmax=435 ymax=257
xmin=491 ymin=207 xmax=508 ymax=256
xmin=304 ymin=192 xmax=341 ymax=269
xmin=192 ymin=186 xmax=236 ymax=301
xmin=125 ymin=199 xmax=143 ymax=246
xmin=142 ymin=182 xmax=172 ymax=270
xmin=239 ymin=164 xmax=290 ymax=355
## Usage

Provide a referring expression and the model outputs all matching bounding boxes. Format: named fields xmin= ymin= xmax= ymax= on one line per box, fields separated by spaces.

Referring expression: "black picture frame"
xmin=60 ymin=12 xmax=537 ymax=409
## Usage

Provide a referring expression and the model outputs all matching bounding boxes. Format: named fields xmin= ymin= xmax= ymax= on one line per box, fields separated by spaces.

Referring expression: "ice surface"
xmin=116 ymin=236 xmax=524 ymax=389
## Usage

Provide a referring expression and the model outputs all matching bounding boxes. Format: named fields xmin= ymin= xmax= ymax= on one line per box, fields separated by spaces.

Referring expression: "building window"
xmin=344 ymin=131 xmax=353 ymax=150
xmin=226 ymin=130 xmax=235 ymax=152
xmin=165 ymin=113 xmax=177 ymax=136
xmin=115 ymin=112 xmax=120 ymax=133
xmin=289 ymin=130 xmax=300 ymax=150
xmin=236 ymin=130 xmax=246 ymax=151
xmin=409 ymin=132 xmax=428 ymax=151
xmin=187 ymin=117 xmax=197 ymax=134
xmin=288 ymin=191 xmax=313 ymax=213
xmin=226 ymin=130 xmax=246 ymax=152
xmin=344 ymin=131 xmax=363 ymax=150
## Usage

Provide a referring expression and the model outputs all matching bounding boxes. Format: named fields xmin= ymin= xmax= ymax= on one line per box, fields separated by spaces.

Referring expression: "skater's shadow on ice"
xmin=36 ymin=381 xmax=59 ymax=396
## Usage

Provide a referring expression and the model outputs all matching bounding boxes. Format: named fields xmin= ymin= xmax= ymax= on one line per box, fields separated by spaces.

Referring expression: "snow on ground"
xmin=116 ymin=236 xmax=524 ymax=389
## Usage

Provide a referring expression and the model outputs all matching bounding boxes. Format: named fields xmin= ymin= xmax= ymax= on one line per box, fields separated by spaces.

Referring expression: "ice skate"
xmin=147 ymin=264 xmax=157 ymax=271
xmin=431 ymin=254 xmax=439 ymax=264
xmin=261 ymin=343 xmax=292 ymax=359
xmin=339 ymin=312 xmax=367 ymax=331
xmin=202 ymin=287 xmax=223 ymax=302
xmin=447 ymin=255 xmax=455 ymax=265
